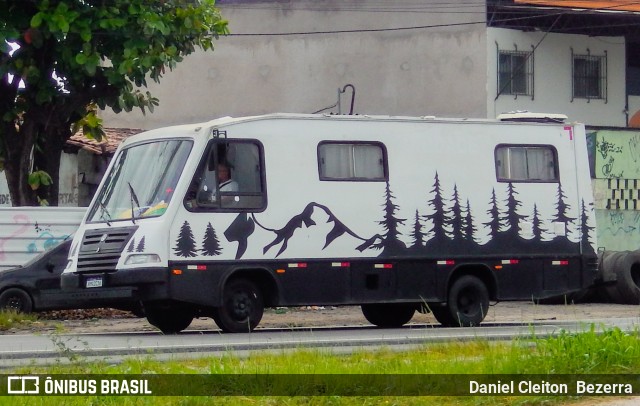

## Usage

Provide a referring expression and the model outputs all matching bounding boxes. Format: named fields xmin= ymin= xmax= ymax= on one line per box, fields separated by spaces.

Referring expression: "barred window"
xmin=498 ymin=50 xmax=533 ymax=97
xmin=572 ymin=51 xmax=607 ymax=101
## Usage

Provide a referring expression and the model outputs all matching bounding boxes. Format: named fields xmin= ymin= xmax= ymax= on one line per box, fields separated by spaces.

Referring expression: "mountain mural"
xmin=174 ymin=173 xmax=597 ymax=259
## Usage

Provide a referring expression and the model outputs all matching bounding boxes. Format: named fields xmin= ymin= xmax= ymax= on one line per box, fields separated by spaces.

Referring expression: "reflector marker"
xmin=172 ymin=269 xmax=183 ymax=275
xmin=374 ymin=264 xmax=393 ymax=269
xmin=437 ymin=260 xmax=455 ymax=265
xmin=552 ymin=260 xmax=569 ymax=266
xmin=501 ymin=259 xmax=519 ymax=265
xmin=288 ymin=263 xmax=308 ymax=268
xmin=187 ymin=265 xmax=207 ymax=271
xmin=276 ymin=269 xmax=286 ymax=274
xmin=331 ymin=262 xmax=350 ymax=267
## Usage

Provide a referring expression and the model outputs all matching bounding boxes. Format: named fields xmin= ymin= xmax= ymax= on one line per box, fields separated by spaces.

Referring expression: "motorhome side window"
xmin=318 ymin=142 xmax=387 ymax=181
xmin=185 ymin=140 xmax=266 ymax=211
xmin=495 ymin=145 xmax=558 ymax=182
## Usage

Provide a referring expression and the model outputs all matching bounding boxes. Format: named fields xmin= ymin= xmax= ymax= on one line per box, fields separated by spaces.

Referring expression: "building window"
xmin=495 ymin=145 xmax=558 ymax=182
xmin=497 ymin=49 xmax=534 ymax=98
xmin=318 ymin=142 xmax=387 ymax=181
xmin=572 ymin=50 xmax=607 ymax=101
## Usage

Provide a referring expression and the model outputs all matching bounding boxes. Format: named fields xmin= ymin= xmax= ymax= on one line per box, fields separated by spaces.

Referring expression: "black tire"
xmin=429 ymin=304 xmax=458 ymax=326
xmin=145 ymin=305 xmax=193 ymax=334
xmin=0 ymin=288 xmax=33 ymax=313
xmin=361 ymin=303 xmax=415 ymax=327
xmin=437 ymin=275 xmax=489 ymax=327
xmin=609 ymin=252 xmax=640 ymax=304
xmin=214 ymin=278 xmax=264 ymax=333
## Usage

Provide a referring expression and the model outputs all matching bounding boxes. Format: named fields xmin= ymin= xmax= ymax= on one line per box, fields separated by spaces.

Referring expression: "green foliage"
xmin=0 ymin=0 xmax=228 ymax=205
xmin=5 ymin=327 xmax=640 ymax=405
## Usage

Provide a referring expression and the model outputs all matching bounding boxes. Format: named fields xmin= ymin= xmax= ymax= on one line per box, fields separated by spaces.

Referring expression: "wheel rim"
xmin=457 ymin=286 xmax=479 ymax=316
xmin=227 ymin=289 xmax=255 ymax=321
xmin=6 ymin=296 xmax=23 ymax=311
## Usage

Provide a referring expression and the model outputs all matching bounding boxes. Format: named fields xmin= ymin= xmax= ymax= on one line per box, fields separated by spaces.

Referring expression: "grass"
xmin=0 ymin=309 xmax=39 ymax=331
xmin=1 ymin=325 xmax=639 ymax=405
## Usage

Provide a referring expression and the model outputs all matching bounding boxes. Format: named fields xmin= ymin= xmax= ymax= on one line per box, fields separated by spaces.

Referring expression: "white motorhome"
xmin=61 ymin=113 xmax=600 ymax=333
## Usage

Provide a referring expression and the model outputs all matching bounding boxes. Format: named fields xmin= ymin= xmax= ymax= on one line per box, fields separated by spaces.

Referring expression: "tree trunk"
xmin=34 ymin=126 xmax=69 ymax=207
xmin=2 ymin=121 xmax=38 ymax=206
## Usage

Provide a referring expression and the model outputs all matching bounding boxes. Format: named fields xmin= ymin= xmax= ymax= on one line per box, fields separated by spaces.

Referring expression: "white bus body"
xmin=61 ymin=113 xmax=599 ymax=333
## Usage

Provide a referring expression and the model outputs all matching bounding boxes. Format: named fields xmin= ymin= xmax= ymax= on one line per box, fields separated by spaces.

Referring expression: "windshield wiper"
xmin=98 ymin=201 xmax=112 ymax=226
xmin=128 ymin=182 xmax=141 ymax=224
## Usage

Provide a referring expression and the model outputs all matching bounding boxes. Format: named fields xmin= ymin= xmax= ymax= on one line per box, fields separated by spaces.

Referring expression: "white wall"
xmin=488 ymin=28 xmax=626 ymax=126
xmin=100 ymin=0 xmax=488 ymax=129
xmin=0 ymin=152 xmax=79 ymax=207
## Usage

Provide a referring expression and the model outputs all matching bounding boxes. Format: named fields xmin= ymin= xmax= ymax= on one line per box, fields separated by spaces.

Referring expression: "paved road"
xmin=1 ymin=317 xmax=638 ymax=368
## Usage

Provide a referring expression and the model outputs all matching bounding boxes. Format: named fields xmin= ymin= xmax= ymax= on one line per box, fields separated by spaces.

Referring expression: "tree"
xmin=423 ymin=172 xmax=448 ymax=242
xmin=463 ymin=199 xmax=476 ymax=243
xmin=448 ymin=184 xmax=463 ymax=241
xmin=409 ymin=209 xmax=425 ymax=250
xmin=174 ymin=220 xmax=197 ymax=258
xmin=0 ymin=0 xmax=228 ymax=205
xmin=484 ymin=188 xmax=501 ymax=237
xmin=201 ymin=222 xmax=221 ymax=256
xmin=373 ymin=182 xmax=406 ymax=255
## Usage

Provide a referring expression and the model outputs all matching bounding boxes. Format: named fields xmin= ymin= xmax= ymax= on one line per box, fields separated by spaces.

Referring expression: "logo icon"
xmin=7 ymin=376 xmax=39 ymax=394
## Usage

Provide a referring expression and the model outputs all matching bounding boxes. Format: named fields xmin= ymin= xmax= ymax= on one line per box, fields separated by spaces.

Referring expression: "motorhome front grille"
xmin=77 ymin=253 xmax=121 ymax=273
xmin=77 ymin=227 xmax=137 ymax=273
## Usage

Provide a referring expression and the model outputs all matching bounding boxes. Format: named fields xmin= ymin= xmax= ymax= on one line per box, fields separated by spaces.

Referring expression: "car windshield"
xmin=87 ymin=139 xmax=193 ymax=223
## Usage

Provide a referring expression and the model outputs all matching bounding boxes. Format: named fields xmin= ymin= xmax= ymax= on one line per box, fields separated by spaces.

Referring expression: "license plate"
xmin=85 ymin=276 xmax=103 ymax=288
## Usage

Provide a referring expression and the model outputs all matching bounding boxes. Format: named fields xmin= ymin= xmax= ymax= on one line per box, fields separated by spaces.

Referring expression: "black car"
xmin=0 ymin=238 xmax=143 ymax=316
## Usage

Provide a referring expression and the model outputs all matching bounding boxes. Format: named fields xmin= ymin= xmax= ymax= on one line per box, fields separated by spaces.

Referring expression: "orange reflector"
xmin=276 ymin=269 xmax=286 ymax=274
xmin=495 ymin=265 xmax=503 ymax=270
xmin=172 ymin=269 xmax=183 ymax=275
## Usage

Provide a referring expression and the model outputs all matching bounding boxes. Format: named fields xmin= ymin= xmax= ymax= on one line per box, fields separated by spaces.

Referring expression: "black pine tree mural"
xmin=136 ymin=236 xmax=146 ymax=252
xmin=580 ymin=199 xmax=596 ymax=254
xmin=463 ymin=199 xmax=477 ymax=244
xmin=552 ymin=183 xmax=576 ymax=238
xmin=409 ymin=210 xmax=425 ymax=251
xmin=424 ymin=172 xmax=448 ymax=242
xmin=531 ymin=204 xmax=545 ymax=241
xmin=502 ymin=182 xmax=526 ymax=238
xmin=373 ymin=182 xmax=406 ymax=255
xmin=449 ymin=185 xmax=464 ymax=242
xmin=484 ymin=188 xmax=501 ymax=237
xmin=202 ymin=222 xmax=222 ymax=256
xmin=174 ymin=221 xmax=197 ymax=257
xmin=127 ymin=238 xmax=135 ymax=253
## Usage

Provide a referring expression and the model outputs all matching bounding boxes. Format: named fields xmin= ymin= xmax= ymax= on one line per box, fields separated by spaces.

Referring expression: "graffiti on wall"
xmin=595 ymin=209 xmax=640 ymax=251
xmin=0 ymin=214 xmax=70 ymax=261
xmin=592 ymin=130 xmax=640 ymax=179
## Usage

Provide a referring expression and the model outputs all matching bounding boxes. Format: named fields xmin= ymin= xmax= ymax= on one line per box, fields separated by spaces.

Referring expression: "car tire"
xmin=0 ymin=288 xmax=33 ymax=313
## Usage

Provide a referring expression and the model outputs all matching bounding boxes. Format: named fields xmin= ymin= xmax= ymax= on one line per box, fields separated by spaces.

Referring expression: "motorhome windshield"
xmin=87 ymin=139 xmax=193 ymax=223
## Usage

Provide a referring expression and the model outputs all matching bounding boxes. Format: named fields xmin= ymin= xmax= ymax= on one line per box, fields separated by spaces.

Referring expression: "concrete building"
xmin=99 ymin=0 xmax=639 ymax=129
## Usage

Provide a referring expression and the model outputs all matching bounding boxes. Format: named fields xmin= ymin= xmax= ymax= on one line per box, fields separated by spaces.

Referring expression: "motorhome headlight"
xmin=125 ymin=254 xmax=161 ymax=265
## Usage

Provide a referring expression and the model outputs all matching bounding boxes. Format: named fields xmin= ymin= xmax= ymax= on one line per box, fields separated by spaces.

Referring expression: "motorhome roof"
xmin=120 ymin=112 xmax=573 ymax=147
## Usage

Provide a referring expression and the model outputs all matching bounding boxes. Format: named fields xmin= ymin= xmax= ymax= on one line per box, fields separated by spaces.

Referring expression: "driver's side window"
xmin=184 ymin=139 xmax=266 ymax=211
